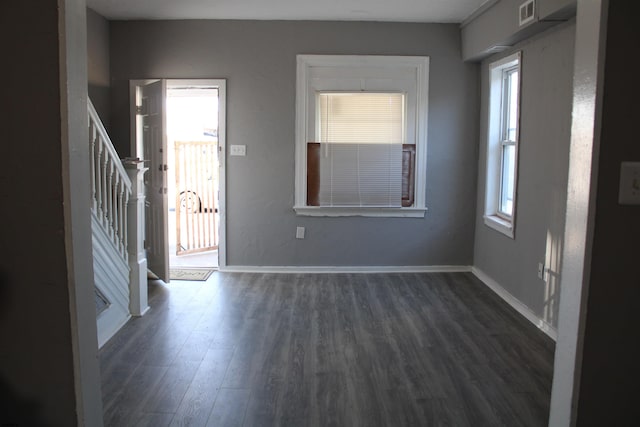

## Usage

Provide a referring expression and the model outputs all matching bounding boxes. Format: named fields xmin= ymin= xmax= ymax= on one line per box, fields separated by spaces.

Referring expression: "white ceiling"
xmin=86 ymin=0 xmax=488 ymax=23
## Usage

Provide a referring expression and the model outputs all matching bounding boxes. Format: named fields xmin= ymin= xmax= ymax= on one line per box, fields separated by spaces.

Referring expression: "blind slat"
xmin=319 ymin=93 xmax=405 ymax=144
xmin=319 ymin=143 xmax=402 ymax=207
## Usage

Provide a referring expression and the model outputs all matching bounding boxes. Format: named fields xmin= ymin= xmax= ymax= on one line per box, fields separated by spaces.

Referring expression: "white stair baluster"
xmin=122 ymin=187 xmax=130 ymax=262
xmin=112 ymin=171 xmax=120 ymax=247
xmin=107 ymin=159 xmax=115 ymax=238
xmin=89 ymin=121 xmax=97 ymax=212
xmin=95 ymin=136 xmax=104 ymax=219
xmin=101 ymin=140 xmax=109 ymax=229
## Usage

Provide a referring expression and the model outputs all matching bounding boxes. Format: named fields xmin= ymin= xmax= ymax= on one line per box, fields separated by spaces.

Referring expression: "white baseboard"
xmin=133 ymin=305 xmax=151 ymax=317
xmin=216 ymin=265 xmax=556 ymax=341
xmin=471 ymin=267 xmax=557 ymax=341
xmin=97 ymin=310 xmax=131 ymax=349
xmin=219 ymin=265 xmax=472 ymax=274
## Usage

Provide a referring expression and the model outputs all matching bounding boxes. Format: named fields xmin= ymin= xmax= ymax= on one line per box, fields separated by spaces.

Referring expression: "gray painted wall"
xmin=0 ymin=1 xmax=102 ymax=425
xmin=473 ymin=21 xmax=576 ymax=329
xmin=87 ymin=7 xmax=111 ymax=128
xmin=109 ymin=20 xmax=479 ymax=267
xmin=461 ymin=0 xmax=576 ymax=61
xmin=538 ymin=0 xmax=575 ymax=18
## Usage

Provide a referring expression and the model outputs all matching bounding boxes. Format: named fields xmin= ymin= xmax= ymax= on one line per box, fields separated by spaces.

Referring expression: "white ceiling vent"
xmin=519 ymin=0 xmax=536 ymax=27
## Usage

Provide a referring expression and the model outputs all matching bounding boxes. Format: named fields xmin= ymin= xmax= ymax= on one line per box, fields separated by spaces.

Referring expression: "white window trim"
xmin=295 ymin=206 xmax=427 ymax=218
xmin=294 ymin=55 xmax=429 ymax=218
xmin=484 ymin=52 xmax=521 ymax=238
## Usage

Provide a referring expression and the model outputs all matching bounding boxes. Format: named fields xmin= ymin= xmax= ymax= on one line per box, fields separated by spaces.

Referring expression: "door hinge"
xmin=136 ymin=99 xmax=148 ymax=115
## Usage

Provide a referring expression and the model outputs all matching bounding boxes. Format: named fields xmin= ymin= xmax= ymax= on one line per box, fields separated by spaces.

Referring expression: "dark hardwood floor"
xmin=99 ymin=272 xmax=555 ymax=426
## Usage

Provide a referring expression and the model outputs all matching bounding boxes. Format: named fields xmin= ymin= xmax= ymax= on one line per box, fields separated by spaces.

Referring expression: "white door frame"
xmin=129 ymin=79 xmax=227 ymax=269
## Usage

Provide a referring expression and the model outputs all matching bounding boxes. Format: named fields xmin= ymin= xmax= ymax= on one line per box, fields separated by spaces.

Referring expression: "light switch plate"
xmin=618 ymin=161 xmax=640 ymax=205
xmin=230 ymin=145 xmax=246 ymax=156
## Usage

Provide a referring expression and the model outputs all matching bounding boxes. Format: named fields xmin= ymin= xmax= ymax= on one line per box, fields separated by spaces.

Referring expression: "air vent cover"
xmin=519 ymin=0 xmax=536 ymax=26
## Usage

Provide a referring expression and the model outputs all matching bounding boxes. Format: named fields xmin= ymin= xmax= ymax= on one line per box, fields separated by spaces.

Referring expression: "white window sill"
xmin=484 ymin=215 xmax=514 ymax=238
xmin=294 ymin=206 xmax=427 ymax=218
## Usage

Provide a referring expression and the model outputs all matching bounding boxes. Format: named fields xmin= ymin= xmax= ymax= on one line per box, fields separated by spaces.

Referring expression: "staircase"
xmin=88 ymin=99 xmax=148 ymax=347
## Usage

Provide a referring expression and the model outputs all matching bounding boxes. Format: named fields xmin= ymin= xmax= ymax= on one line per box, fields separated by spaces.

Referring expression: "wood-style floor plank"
xmin=100 ymin=272 xmax=555 ymax=426
xmin=205 ymin=388 xmax=250 ymax=427
xmin=142 ymin=359 xmax=200 ymax=414
xmin=169 ymin=348 xmax=234 ymax=427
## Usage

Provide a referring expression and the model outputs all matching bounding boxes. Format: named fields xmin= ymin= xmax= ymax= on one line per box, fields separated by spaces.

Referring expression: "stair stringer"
xmin=92 ymin=212 xmax=131 ymax=348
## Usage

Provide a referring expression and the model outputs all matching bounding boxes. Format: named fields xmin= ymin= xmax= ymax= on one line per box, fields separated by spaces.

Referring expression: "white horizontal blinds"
xmin=319 ymin=144 xmax=402 ymax=206
xmin=318 ymin=93 xmax=405 ymax=144
xmin=317 ymin=93 xmax=404 ymax=207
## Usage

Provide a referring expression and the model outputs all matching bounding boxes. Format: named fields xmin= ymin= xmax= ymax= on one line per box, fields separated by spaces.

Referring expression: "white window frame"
xmin=294 ymin=55 xmax=429 ymax=218
xmin=484 ymin=52 xmax=521 ymax=238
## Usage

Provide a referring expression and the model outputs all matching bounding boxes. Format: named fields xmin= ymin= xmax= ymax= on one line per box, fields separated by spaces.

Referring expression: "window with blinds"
xmin=318 ymin=93 xmax=405 ymax=144
xmin=309 ymin=92 xmax=408 ymax=207
xmin=294 ymin=55 xmax=429 ymax=217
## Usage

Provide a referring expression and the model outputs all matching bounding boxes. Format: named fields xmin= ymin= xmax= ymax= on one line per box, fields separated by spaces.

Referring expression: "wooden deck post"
xmin=125 ymin=160 xmax=150 ymax=316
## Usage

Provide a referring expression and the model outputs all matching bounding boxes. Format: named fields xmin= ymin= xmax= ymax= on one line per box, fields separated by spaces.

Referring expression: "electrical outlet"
xmin=618 ymin=162 xmax=640 ymax=205
xmin=229 ymin=145 xmax=246 ymax=156
xmin=537 ymin=262 xmax=545 ymax=280
xmin=296 ymin=226 xmax=305 ymax=239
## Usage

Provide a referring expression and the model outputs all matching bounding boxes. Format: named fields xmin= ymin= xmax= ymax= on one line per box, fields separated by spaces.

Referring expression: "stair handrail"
xmin=88 ymin=99 xmax=132 ymax=262
xmin=88 ymin=100 xmax=132 ymax=190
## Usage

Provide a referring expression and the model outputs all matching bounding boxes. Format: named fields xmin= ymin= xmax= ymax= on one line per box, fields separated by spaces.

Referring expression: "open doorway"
xmin=131 ymin=79 xmax=226 ymax=280
xmin=166 ymin=84 xmax=220 ymax=268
